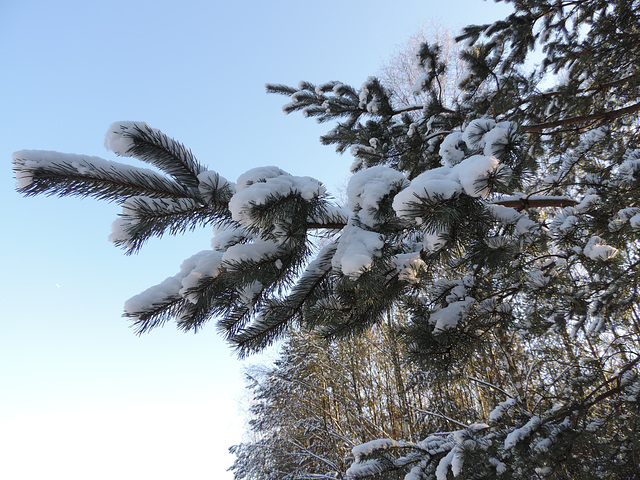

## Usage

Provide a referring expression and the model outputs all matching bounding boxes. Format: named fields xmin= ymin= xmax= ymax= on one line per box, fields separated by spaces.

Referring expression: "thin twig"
xmin=411 ymin=407 xmax=467 ymax=428
xmin=467 ymin=376 xmax=514 ymax=398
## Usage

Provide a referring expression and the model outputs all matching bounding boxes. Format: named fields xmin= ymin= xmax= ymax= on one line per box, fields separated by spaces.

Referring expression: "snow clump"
xmin=393 ymin=252 xmax=425 ymax=283
xmin=104 ymin=121 xmax=155 ymax=156
xmin=124 ymin=249 xmax=224 ymax=315
xmin=229 ymin=166 xmax=326 ymax=225
xmin=332 ymin=223 xmax=385 ymax=278
xmin=430 ymin=297 xmax=476 ymax=332
xmin=438 ymin=132 xmax=466 ymax=167
xmin=504 ymin=416 xmax=541 ymax=450
xmin=393 ymin=155 xmax=499 ymax=219
xmin=346 ymin=165 xmax=407 ymax=227
xmin=583 ymin=236 xmax=618 ymax=260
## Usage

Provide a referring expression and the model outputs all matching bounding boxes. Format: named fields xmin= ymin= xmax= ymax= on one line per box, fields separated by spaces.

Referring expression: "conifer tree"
xmin=13 ymin=0 xmax=640 ymax=478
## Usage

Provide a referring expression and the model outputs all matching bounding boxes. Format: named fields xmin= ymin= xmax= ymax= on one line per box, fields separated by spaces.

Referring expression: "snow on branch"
xmin=109 ymin=196 xmax=229 ymax=254
xmin=105 ymin=121 xmax=206 ymax=187
xmin=229 ymin=243 xmax=337 ymax=355
xmin=13 ymin=150 xmax=192 ymax=202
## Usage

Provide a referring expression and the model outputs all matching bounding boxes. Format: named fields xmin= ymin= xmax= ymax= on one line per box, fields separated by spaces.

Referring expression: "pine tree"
xmin=13 ymin=0 xmax=640 ymax=478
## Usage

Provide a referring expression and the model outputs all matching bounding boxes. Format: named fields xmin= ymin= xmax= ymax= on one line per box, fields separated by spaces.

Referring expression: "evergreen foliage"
xmin=13 ymin=0 xmax=640 ymax=478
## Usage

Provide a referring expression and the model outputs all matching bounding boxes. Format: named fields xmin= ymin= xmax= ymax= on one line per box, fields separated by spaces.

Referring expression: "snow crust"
xmin=483 ymin=122 xmax=515 ymax=157
xmin=438 ymin=132 xmax=465 ymax=167
xmin=489 ymin=205 xmax=538 ymax=234
xmin=423 ymin=226 xmax=449 ymax=252
xmin=609 ymin=207 xmax=640 ymax=231
xmin=346 ymin=460 xmax=385 ymax=478
xmin=211 ymin=226 xmax=246 ymax=251
xmin=109 ymin=218 xmax=132 ymax=247
xmin=489 ymin=457 xmax=507 ymax=475
xmin=462 ymin=118 xmax=496 ymax=150
xmin=456 ymin=155 xmax=499 ymax=197
xmin=124 ymin=276 xmax=182 ymax=316
xmin=488 ymin=398 xmax=516 ymax=424
xmin=359 ymin=77 xmax=384 ymax=114
xmin=352 ymin=438 xmax=401 ymax=461
xmin=439 ymin=119 xmax=517 ymax=168
xmin=435 ymin=449 xmax=456 ymax=480
xmin=178 ymin=250 xmax=224 ymax=303
xmin=617 ymin=149 xmax=640 ymax=183
xmin=235 ymin=166 xmax=289 ymax=191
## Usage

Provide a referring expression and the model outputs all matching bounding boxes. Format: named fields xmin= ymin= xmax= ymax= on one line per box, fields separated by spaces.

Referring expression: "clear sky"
xmin=1 ymin=1 xmax=512 ymax=478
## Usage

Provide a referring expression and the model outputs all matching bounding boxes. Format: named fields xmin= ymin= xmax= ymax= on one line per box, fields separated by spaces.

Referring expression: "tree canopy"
xmin=13 ymin=0 xmax=640 ymax=478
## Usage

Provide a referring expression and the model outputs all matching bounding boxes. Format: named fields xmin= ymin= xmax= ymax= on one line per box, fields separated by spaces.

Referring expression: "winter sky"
xmin=1 ymin=1 xmax=512 ymax=478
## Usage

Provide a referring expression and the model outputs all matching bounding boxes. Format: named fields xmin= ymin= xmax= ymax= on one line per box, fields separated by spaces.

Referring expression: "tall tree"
xmin=13 ymin=0 xmax=640 ymax=478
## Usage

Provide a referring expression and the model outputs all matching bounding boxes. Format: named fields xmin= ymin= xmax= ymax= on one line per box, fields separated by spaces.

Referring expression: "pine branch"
xmin=231 ymin=243 xmax=337 ymax=356
xmin=127 ymin=254 xmax=233 ymax=334
xmin=523 ymin=101 xmax=640 ymax=132
xmin=391 ymin=105 xmax=455 ymax=116
xmin=13 ymin=151 xmax=193 ymax=202
xmin=543 ymin=356 xmax=640 ymax=425
xmin=305 ymin=221 xmax=348 ymax=230
xmin=127 ymin=292 xmax=186 ymax=334
xmin=216 ymin=238 xmax=318 ymax=341
xmin=467 ymin=376 xmax=514 ymax=398
xmin=107 ymin=123 xmax=205 ymax=187
xmin=216 ymin=303 xmax=256 ymax=340
xmin=492 ymin=196 xmax=578 ymax=210
xmin=264 ymin=83 xmax=300 ymax=96
xmin=112 ymin=197 xmax=231 ymax=254
xmin=306 ymin=204 xmax=350 ymax=231
xmin=536 ymin=73 xmax=640 ymax=98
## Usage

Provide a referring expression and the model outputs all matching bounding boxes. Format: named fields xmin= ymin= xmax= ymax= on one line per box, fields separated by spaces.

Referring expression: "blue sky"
xmin=1 ymin=1 xmax=512 ymax=478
